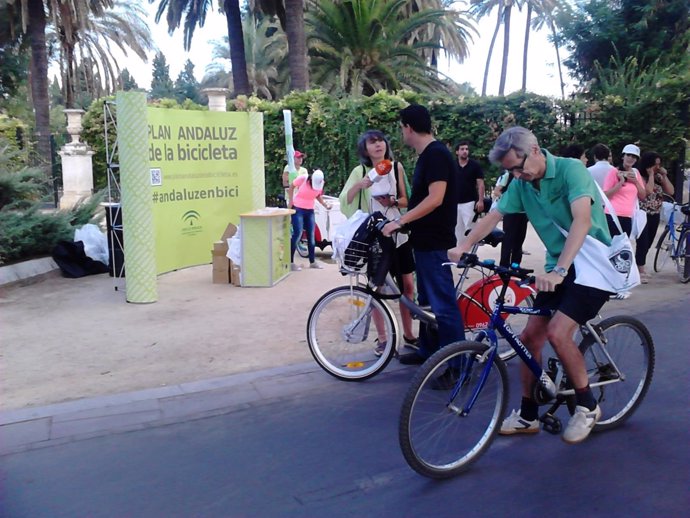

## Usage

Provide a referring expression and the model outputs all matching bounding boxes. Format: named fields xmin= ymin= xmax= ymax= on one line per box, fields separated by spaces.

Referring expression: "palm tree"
xmin=531 ymin=0 xmax=571 ymax=99
xmin=151 ymin=0 xmax=250 ymax=96
xmin=497 ymin=0 xmax=516 ymax=95
xmin=469 ymin=0 xmax=503 ymax=96
xmin=9 ymin=0 xmax=113 ymax=170
xmin=48 ymin=0 xmax=153 ymax=107
xmin=205 ymin=15 xmax=288 ymax=99
xmin=307 ymin=0 xmax=459 ymax=95
xmin=401 ymin=0 xmax=476 ymax=68
xmin=250 ymin=0 xmax=309 ymax=91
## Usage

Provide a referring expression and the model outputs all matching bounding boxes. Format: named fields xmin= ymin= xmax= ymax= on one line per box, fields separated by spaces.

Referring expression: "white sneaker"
xmin=309 ymin=262 xmax=324 ymax=269
xmin=291 ymin=263 xmax=302 ymax=271
xmin=610 ymin=291 xmax=631 ymax=300
xmin=499 ymin=409 xmax=540 ymax=435
xmin=562 ymin=405 xmax=601 ymax=444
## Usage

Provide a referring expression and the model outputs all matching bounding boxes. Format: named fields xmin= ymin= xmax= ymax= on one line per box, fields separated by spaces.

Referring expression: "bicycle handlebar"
xmin=457 ymin=253 xmax=535 ymax=284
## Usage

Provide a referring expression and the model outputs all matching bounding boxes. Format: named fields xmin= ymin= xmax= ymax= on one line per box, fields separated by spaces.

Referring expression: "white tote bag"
xmin=631 ymin=200 xmax=647 ymax=240
xmin=554 ymin=184 xmax=640 ymax=294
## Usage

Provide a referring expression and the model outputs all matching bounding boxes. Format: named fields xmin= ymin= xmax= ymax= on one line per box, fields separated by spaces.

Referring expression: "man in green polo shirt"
xmin=449 ymin=126 xmax=612 ymax=445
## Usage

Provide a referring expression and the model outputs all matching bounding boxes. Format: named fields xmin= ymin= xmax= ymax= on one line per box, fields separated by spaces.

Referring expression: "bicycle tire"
xmin=297 ymin=238 xmax=309 ymax=258
xmin=399 ymin=341 xmax=508 ymax=478
xmin=653 ymin=228 xmax=672 ymax=273
xmin=307 ymin=285 xmax=397 ymax=381
xmin=676 ymin=230 xmax=689 ymax=283
xmin=577 ymin=316 xmax=655 ymax=431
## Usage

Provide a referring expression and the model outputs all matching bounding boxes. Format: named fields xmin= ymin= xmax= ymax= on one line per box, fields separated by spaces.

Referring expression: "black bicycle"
xmin=399 ymin=254 xmax=655 ymax=479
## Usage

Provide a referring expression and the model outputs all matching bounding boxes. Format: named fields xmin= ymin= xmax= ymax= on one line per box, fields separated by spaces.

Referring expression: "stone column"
xmin=59 ymin=109 xmax=95 ymax=210
xmin=202 ymin=88 xmax=230 ymax=112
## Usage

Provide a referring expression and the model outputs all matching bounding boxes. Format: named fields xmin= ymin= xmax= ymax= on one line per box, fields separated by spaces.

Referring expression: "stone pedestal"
xmin=59 ymin=109 xmax=94 ymax=210
xmin=202 ymin=88 xmax=230 ymax=112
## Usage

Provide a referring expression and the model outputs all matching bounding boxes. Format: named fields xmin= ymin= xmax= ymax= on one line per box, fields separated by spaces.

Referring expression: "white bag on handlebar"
xmin=331 ymin=210 xmax=370 ymax=260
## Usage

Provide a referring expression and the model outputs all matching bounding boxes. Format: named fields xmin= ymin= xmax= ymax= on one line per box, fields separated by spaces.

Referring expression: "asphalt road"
xmin=1 ymin=303 xmax=688 ymax=518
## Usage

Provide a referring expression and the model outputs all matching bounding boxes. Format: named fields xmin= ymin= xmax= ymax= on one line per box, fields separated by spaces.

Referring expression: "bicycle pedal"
xmin=539 ymin=413 xmax=562 ymax=435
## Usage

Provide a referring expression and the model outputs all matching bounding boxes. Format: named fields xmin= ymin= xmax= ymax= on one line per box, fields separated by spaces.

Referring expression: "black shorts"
xmin=533 ymin=266 xmax=610 ymax=325
xmin=388 ymin=240 xmax=415 ymax=290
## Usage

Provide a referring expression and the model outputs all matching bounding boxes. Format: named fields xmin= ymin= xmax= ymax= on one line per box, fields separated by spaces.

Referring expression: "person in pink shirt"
xmin=602 ymin=144 xmax=646 ymax=236
xmin=290 ymin=170 xmax=331 ymax=271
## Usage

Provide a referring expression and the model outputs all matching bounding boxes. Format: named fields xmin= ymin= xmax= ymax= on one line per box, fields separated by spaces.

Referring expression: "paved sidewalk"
xmin=1 ymin=223 xmax=685 ymax=454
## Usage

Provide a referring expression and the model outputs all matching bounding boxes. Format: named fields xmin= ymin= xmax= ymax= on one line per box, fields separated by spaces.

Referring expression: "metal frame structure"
xmin=103 ymin=100 xmax=125 ymax=284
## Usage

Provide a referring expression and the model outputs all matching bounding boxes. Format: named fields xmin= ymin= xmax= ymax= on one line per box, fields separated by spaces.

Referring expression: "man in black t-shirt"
xmin=454 ymin=140 xmax=485 ymax=245
xmin=383 ymin=105 xmax=465 ymax=376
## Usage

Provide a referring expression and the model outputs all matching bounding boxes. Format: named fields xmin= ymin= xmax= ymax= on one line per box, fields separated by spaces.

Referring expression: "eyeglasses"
xmin=505 ymin=154 xmax=528 ymax=174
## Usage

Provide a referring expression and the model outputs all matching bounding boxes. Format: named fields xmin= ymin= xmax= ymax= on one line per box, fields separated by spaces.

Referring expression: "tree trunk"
xmin=223 ymin=0 xmax=250 ymax=97
xmin=482 ymin=5 xmax=503 ymax=97
xmin=498 ymin=2 xmax=513 ymax=96
xmin=521 ymin=3 xmax=532 ymax=93
xmin=65 ymin=44 xmax=76 ymax=108
xmin=285 ymin=0 xmax=309 ymax=91
xmin=550 ymin=19 xmax=565 ymax=100
xmin=27 ymin=0 xmax=51 ymax=172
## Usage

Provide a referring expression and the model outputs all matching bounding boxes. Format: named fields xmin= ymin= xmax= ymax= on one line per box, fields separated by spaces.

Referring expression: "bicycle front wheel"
xmin=653 ymin=228 xmax=672 ymax=273
xmin=307 ymin=286 xmax=397 ymax=381
xmin=399 ymin=341 xmax=508 ymax=479
xmin=675 ymin=231 xmax=689 ymax=283
xmin=578 ymin=316 xmax=655 ymax=431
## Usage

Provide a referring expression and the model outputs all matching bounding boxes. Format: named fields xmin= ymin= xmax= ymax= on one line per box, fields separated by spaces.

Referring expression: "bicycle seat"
xmin=479 ymin=229 xmax=504 ymax=247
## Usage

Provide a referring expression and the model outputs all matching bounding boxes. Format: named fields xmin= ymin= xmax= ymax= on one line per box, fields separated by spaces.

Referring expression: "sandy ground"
xmin=1 ymin=224 xmax=683 ymax=411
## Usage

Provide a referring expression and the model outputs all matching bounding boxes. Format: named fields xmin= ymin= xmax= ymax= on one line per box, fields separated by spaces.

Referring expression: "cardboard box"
xmin=211 ymin=223 xmax=238 ymax=284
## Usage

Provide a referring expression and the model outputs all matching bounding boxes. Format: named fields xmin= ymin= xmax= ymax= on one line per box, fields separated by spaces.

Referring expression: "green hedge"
xmin=79 ymin=88 xmax=689 ymax=196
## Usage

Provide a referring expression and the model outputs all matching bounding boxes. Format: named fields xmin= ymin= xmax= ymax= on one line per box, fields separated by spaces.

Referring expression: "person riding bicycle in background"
xmin=383 ymin=105 xmax=465 ymax=381
xmin=345 ymin=129 xmax=418 ymax=353
xmin=449 ymin=126 xmax=612 ymax=444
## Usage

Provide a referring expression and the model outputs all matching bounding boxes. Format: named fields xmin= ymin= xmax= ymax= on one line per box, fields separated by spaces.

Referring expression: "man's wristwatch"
xmin=553 ymin=266 xmax=568 ymax=277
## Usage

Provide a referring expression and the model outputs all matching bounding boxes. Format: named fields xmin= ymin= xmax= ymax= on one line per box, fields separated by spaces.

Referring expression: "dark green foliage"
xmin=0 ymin=138 xmax=105 ymax=264
xmin=150 ymin=52 xmax=175 ymax=100
xmin=174 ymin=60 xmax=201 ymax=104
xmin=561 ymin=0 xmax=690 ymax=83
xmin=119 ymin=69 xmax=140 ymax=91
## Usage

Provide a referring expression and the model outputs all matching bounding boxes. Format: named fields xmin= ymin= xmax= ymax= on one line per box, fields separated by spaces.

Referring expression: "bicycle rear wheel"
xmin=307 ymin=286 xmax=397 ymax=381
xmin=653 ymin=228 xmax=672 ymax=273
xmin=675 ymin=231 xmax=689 ymax=283
xmin=399 ymin=341 xmax=508 ymax=478
xmin=578 ymin=316 xmax=655 ymax=431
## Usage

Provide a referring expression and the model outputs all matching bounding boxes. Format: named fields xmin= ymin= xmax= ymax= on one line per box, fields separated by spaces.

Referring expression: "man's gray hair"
xmin=488 ymin=126 xmax=539 ymax=164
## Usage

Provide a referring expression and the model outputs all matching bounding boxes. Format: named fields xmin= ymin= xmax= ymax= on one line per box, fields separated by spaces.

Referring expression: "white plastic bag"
xmin=226 ymin=226 xmax=242 ymax=265
xmin=331 ymin=210 xmax=369 ymax=261
xmin=74 ymin=224 xmax=109 ymax=265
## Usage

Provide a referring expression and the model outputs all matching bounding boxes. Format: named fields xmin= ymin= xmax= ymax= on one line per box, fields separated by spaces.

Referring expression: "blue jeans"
xmin=291 ymin=207 xmax=316 ymax=263
xmin=414 ymin=249 xmax=466 ymax=359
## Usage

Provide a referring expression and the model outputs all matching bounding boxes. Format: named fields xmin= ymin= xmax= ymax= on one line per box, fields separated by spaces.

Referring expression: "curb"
xmin=0 ymin=361 xmax=339 ymax=456
xmin=0 ymin=257 xmax=60 ymax=287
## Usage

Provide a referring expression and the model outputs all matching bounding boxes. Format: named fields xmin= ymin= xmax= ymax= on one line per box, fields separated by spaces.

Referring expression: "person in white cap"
xmin=290 ymin=169 xmax=331 ymax=270
xmin=601 ymin=144 xmax=646 ymax=237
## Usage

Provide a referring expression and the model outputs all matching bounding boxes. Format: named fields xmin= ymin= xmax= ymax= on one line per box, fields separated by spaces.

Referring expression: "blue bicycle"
xmin=653 ymin=198 xmax=690 ymax=283
xmin=399 ymin=254 xmax=655 ymax=479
